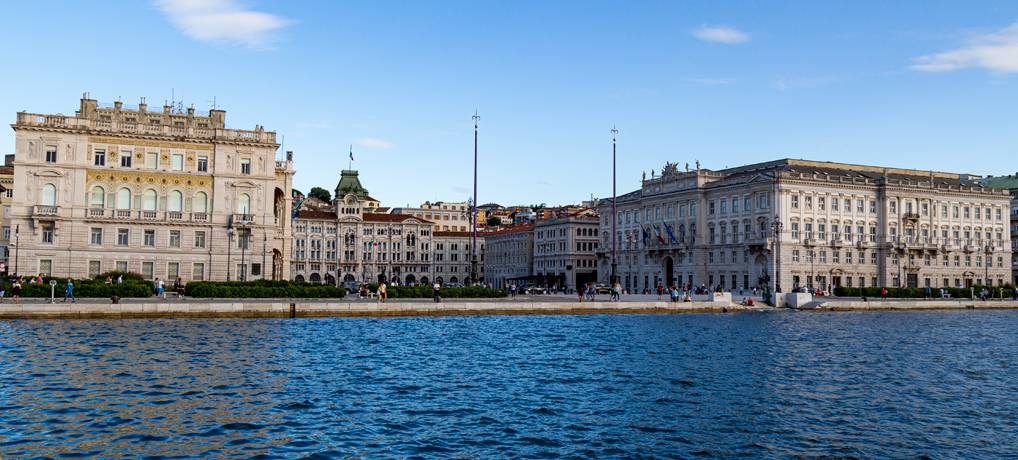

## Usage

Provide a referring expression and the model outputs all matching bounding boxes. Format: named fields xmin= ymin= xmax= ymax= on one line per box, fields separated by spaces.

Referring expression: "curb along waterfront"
xmin=2 ymin=299 xmax=1018 ymax=319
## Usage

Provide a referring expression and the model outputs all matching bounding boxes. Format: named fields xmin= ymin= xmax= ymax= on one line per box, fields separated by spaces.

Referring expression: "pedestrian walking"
xmin=158 ymin=278 xmax=166 ymax=298
xmin=62 ymin=279 xmax=75 ymax=303
xmin=12 ymin=277 xmax=22 ymax=304
xmin=378 ymin=282 xmax=387 ymax=303
xmin=577 ymin=282 xmax=584 ymax=302
xmin=433 ymin=282 xmax=441 ymax=303
xmin=117 ymin=274 xmax=123 ymax=284
xmin=880 ymin=287 xmax=887 ymax=299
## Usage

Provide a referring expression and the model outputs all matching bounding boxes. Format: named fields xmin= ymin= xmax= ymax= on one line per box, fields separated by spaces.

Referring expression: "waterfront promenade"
xmin=2 ymin=295 xmax=1018 ymax=318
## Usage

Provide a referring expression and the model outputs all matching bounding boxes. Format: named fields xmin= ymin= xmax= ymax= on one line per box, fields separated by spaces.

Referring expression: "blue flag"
xmin=664 ymin=222 xmax=677 ymax=243
xmin=642 ymin=227 xmax=650 ymax=246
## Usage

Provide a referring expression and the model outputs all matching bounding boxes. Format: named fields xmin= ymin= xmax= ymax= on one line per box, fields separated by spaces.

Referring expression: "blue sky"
xmin=3 ymin=1 xmax=1018 ymax=207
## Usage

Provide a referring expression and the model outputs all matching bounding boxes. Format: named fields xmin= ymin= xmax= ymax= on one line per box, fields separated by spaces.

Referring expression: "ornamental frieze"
xmin=87 ymin=136 xmax=213 ymax=151
xmin=85 ymin=169 xmax=212 ymax=194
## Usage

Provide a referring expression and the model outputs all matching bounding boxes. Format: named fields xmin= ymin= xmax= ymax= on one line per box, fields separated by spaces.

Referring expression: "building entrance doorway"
xmin=665 ymin=257 xmax=674 ymax=286
xmin=907 ymin=274 xmax=918 ymax=288
xmin=832 ymin=276 xmax=842 ymax=288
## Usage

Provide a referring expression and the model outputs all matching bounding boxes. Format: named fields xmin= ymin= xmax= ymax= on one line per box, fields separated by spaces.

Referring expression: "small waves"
xmin=1 ymin=312 xmax=1018 ymax=458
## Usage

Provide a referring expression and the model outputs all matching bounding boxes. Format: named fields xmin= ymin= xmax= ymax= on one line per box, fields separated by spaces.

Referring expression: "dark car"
xmin=522 ymin=285 xmax=547 ymax=294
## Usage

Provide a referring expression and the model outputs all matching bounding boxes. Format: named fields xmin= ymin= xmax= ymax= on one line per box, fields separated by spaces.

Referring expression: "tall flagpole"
xmin=470 ymin=111 xmax=480 ymax=286
xmin=610 ymin=126 xmax=618 ymax=287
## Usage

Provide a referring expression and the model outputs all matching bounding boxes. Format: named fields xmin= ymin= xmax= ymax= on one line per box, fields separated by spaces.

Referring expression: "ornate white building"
xmin=290 ymin=170 xmax=434 ymax=285
xmin=597 ymin=159 xmax=1012 ymax=292
xmin=9 ymin=95 xmax=294 ymax=280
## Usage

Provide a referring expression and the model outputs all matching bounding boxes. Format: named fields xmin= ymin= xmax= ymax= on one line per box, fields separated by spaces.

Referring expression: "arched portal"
xmin=295 ymin=274 xmax=305 ymax=282
xmin=344 ymin=274 xmax=356 ymax=282
xmin=753 ymin=254 xmax=769 ymax=287
xmin=406 ymin=274 xmax=416 ymax=285
xmin=664 ymin=256 xmax=674 ymax=287
xmin=436 ymin=277 xmax=444 ymax=285
xmin=420 ymin=276 xmax=429 ymax=285
xmin=449 ymin=276 xmax=459 ymax=285
xmin=309 ymin=273 xmax=321 ymax=283
xmin=325 ymin=274 xmax=336 ymax=285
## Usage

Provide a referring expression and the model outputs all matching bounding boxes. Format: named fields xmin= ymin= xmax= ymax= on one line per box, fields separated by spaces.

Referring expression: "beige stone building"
xmin=8 ymin=95 xmax=294 ymax=280
xmin=597 ymin=159 xmax=1012 ymax=293
xmin=483 ymin=222 xmax=534 ymax=289
xmin=391 ymin=201 xmax=477 ymax=232
xmin=533 ymin=212 xmax=600 ymax=290
xmin=432 ymin=230 xmax=484 ymax=285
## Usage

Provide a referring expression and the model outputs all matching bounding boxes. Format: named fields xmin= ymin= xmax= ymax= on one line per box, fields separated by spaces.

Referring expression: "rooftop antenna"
xmin=207 ymin=96 xmax=219 ymax=111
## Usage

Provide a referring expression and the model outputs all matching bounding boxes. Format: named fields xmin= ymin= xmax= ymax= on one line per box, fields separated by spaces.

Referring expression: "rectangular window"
xmin=745 ymin=198 xmax=751 ymax=210
xmin=193 ymin=263 xmax=205 ymax=280
xmin=760 ymin=194 xmax=767 ymax=208
xmin=146 ymin=152 xmax=158 ymax=169
xmin=679 ymin=205 xmax=685 ymax=217
xmin=857 ymin=200 xmax=864 ymax=212
xmin=859 ymin=251 xmax=865 ymax=264
xmin=732 ymin=199 xmax=738 ymax=212
xmin=791 ymin=223 xmax=799 ymax=239
xmin=871 ymin=252 xmax=877 ymax=264
xmin=792 ymin=196 xmax=799 ymax=208
xmin=806 ymin=196 xmax=812 ymax=209
xmin=720 ymin=201 xmax=726 ymax=213
xmin=251 ymin=263 xmax=261 ymax=276
xmin=846 ymin=251 xmax=852 ymax=264
xmin=194 ymin=231 xmax=206 ymax=248
xmin=90 ymin=228 xmax=102 ymax=245
xmin=168 ymin=262 xmax=179 ymax=279
xmin=832 ymin=199 xmax=839 ymax=211
xmin=2 ymin=226 xmax=9 ymax=240
xmin=241 ymin=158 xmax=251 ymax=175
xmin=709 ymin=202 xmax=715 ymax=214
xmin=89 ymin=261 xmax=101 ymax=278
xmin=793 ymin=250 xmax=800 ymax=262
xmin=142 ymin=262 xmax=154 ymax=279
xmin=169 ymin=230 xmax=180 ymax=247
xmin=890 ymin=201 xmax=896 ymax=214
xmin=144 ymin=229 xmax=155 ymax=246
xmin=42 ymin=225 xmax=53 ymax=243
xmin=172 ymin=154 xmax=184 ymax=171
xmin=966 ymin=256 xmax=972 ymax=267
xmin=117 ymin=229 xmax=129 ymax=246
xmin=819 ymin=197 xmax=825 ymax=210
xmin=197 ymin=156 xmax=208 ymax=172
xmin=45 ymin=146 xmax=57 ymax=163
xmin=121 ymin=152 xmax=132 ymax=167
xmin=870 ymin=201 xmax=876 ymax=213
xmin=39 ymin=259 xmax=52 ymax=276
xmin=116 ymin=261 xmax=127 ymax=272
xmin=94 ymin=149 xmax=106 ymax=166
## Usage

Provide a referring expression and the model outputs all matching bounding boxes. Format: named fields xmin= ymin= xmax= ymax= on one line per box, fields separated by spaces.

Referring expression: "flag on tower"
xmin=349 ymin=146 xmax=354 ymax=161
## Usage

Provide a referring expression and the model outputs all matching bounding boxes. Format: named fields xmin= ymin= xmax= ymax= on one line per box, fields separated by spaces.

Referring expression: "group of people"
xmin=151 ymin=277 xmax=185 ymax=298
xmin=656 ymin=283 xmax=728 ymax=302
xmin=576 ymin=282 xmax=621 ymax=302
xmin=0 ymin=276 xmax=24 ymax=304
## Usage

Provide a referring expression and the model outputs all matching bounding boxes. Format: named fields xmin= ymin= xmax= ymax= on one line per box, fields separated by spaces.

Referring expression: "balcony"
xmin=83 ymin=209 xmax=211 ymax=223
xmin=33 ymin=205 xmax=60 ymax=216
xmin=231 ymin=214 xmax=255 ymax=226
xmin=902 ymin=212 xmax=921 ymax=221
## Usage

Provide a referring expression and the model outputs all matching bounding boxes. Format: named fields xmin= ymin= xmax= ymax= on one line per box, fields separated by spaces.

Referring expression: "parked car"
xmin=522 ymin=285 xmax=547 ymax=294
xmin=594 ymin=284 xmax=612 ymax=294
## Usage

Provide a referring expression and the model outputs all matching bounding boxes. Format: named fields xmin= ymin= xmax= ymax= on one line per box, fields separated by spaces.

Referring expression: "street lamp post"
xmin=13 ymin=224 xmax=19 ymax=276
xmin=240 ymin=220 xmax=248 ymax=281
xmin=985 ymin=245 xmax=994 ymax=286
xmin=900 ymin=244 xmax=906 ymax=288
xmin=226 ymin=227 xmax=234 ymax=281
xmin=263 ymin=236 xmax=268 ymax=281
xmin=610 ymin=127 xmax=618 ymax=287
xmin=767 ymin=219 xmax=783 ymax=304
xmin=469 ymin=111 xmax=480 ymax=286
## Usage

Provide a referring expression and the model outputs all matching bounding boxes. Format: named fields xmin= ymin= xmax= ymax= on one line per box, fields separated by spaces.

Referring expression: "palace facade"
xmin=9 ymin=95 xmax=294 ymax=280
xmin=597 ymin=159 xmax=1012 ymax=292
xmin=290 ymin=170 xmax=435 ymax=285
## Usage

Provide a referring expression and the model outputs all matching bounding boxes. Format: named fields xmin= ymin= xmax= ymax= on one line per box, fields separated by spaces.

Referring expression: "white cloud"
xmin=691 ymin=25 xmax=750 ymax=44
xmin=912 ymin=23 xmax=1018 ymax=73
xmin=154 ymin=0 xmax=292 ymax=49
xmin=688 ymin=78 xmax=734 ymax=85
xmin=355 ymin=138 xmax=397 ymax=150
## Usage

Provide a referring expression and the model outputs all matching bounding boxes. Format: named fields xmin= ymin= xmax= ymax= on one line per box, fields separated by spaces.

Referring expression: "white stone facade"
xmin=533 ymin=214 xmax=601 ymax=290
xmin=483 ymin=223 xmax=534 ymax=289
xmin=9 ymin=95 xmax=293 ymax=281
xmin=597 ymin=159 xmax=1012 ymax=292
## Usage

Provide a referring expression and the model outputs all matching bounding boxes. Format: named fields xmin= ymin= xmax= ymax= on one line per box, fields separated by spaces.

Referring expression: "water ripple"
xmin=1 ymin=311 xmax=1018 ymax=458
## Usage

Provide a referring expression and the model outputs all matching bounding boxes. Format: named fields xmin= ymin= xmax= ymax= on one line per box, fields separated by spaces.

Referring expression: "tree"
xmin=486 ymin=216 xmax=502 ymax=226
xmin=308 ymin=187 xmax=332 ymax=203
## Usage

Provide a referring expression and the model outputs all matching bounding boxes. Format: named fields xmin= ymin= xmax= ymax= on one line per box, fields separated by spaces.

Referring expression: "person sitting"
xmin=746 ymin=298 xmax=754 ymax=306
xmin=741 ymin=297 xmax=749 ymax=306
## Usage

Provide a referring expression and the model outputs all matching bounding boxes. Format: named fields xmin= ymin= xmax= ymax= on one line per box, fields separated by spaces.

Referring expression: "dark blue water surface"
xmin=2 ymin=310 xmax=1018 ymax=459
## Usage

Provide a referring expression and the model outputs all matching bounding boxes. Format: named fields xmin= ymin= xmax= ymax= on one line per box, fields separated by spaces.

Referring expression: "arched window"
xmin=90 ymin=186 xmax=104 ymax=208
xmin=238 ymin=193 xmax=250 ymax=214
xmin=194 ymin=192 xmax=208 ymax=213
xmin=117 ymin=188 xmax=131 ymax=210
xmin=143 ymin=189 xmax=157 ymax=211
xmin=168 ymin=190 xmax=182 ymax=212
xmin=41 ymin=184 xmax=56 ymax=206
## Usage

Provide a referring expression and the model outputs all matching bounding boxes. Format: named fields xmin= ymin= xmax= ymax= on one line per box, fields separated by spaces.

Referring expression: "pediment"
xmin=35 ymin=170 xmax=64 ymax=177
xmin=232 ymin=180 xmax=258 ymax=188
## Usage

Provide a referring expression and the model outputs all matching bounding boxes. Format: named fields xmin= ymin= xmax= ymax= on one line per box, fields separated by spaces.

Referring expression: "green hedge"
xmin=94 ymin=271 xmax=146 ymax=282
xmin=384 ymin=286 xmax=507 ymax=299
xmin=185 ymin=279 xmax=347 ymax=298
xmin=1 ymin=278 xmax=155 ymax=298
xmin=833 ymin=285 xmax=1016 ymax=299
